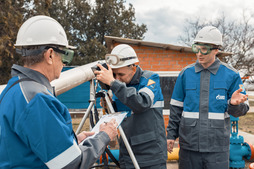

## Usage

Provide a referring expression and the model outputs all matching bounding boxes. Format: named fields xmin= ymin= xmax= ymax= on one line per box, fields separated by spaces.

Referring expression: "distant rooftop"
xmin=105 ymin=36 xmax=233 ymax=58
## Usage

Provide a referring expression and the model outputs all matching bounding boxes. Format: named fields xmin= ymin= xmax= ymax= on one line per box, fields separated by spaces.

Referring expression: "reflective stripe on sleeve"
xmin=152 ymin=101 xmax=164 ymax=108
xmin=139 ymin=87 xmax=154 ymax=103
xmin=45 ymin=139 xmax=81 ymax=169
xmin=170 ymin=99 xmax=183 ymax=107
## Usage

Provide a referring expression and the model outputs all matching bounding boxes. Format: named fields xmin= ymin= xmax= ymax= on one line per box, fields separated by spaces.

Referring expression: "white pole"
xmin=51 ymin=60 xmax=103 ymax=96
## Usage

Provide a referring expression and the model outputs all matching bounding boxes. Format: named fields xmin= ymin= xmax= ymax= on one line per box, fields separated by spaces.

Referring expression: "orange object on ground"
xmin=249 ymin=163 xmax=254 ymax=169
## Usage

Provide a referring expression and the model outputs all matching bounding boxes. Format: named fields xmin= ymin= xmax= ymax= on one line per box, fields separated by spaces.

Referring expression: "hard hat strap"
xmin=105 ymin=54 xmax=137 ymax=66
xmin=119 ymin=56 xmax=137 ymax=61
xmin=16 ymin=46 xmax=74 ymax=64
xmin=16 ymin=46 xmax=46 ymax=57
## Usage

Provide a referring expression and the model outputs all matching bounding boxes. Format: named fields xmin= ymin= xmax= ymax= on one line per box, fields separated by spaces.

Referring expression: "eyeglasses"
xmin=192 ymin=44 xmax=218 ymax=55
xmin=45 ymin=46 xmax=74 ymax=64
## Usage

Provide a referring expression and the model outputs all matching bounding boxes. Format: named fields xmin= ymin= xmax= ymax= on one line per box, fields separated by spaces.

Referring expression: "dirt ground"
xmin=238 ymin=113 xmax=254 ymax=134
xmin=72 ymin=117 xmax=90 ymax=132
xmin=72 ymin=112 xmax=254 ymax=137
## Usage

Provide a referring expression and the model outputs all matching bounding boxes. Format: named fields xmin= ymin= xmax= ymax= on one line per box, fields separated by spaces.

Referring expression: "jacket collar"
xmin=195 ymin=58 xmax=220 ymax=75
xmin=11 ymin=64 xmax=53 ymax=93
xmin=128 ymin=66 xmax=142 ymax=85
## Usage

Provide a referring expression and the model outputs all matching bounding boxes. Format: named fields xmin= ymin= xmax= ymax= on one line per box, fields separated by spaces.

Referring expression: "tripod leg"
xmin=75 ymin=101 xmax=94 ymax=135
xmin=118 ymin=126 xmax=140 ymax=169
xmin=101 ymin=91 xmax=140 ymax=169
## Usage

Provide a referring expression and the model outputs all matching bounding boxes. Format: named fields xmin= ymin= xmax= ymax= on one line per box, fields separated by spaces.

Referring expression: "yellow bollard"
xmin=167 ymin=147 xmax=179 ymax=161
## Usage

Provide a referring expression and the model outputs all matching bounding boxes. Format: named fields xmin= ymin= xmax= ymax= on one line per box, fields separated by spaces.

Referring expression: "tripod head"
xmin=91 ymin=62 xmax=110 ymax=90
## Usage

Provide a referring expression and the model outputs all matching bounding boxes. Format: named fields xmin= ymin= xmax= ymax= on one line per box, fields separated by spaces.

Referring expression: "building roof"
xmin=105 ymin=36 xmax=233 ymax=57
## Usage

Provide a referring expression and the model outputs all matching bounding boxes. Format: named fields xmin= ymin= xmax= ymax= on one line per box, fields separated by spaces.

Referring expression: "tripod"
xmin=76 ymin=79 xmax=140 ymax=169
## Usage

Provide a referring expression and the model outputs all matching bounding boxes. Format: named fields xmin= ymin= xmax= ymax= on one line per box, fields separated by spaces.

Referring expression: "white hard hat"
xmin=105 ymin=44 xmax=139 ymax=69
xmin=15 ymin=15 xmax=76 ymax=49
xmin=193 ymin=26 xmax=223 ymax=46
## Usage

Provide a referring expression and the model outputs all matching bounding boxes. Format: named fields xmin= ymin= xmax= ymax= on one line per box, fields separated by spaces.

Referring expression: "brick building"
xmin=105 ymin=36 xmax=230 ymax=72
xmin=56 ymin=36 xmax=232 ymax=126
xmin=105 ymin=36 xmax=232 ymax=129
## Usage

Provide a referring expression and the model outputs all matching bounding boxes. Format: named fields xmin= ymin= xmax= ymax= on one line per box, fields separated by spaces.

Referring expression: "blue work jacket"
xmin=167 ymin=59 xmax=249 ymax=152
xmin=110 ymin=66 xmax=167 ymax=168
xmin=0 ymin=65 xmax=110 ymax=169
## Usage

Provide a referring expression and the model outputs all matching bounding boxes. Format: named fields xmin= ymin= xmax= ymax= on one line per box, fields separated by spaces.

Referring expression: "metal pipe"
xmin=0 ymin=85 xmax=6 ymax=94
xmin=0 ymin=61 xmax=102 ymax=95
xmin=51 ymin=61 xmax=103 ymax=96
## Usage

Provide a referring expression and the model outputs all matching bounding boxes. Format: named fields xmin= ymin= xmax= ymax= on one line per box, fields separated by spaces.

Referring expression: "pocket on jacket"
xmin=209 ymin=119 xmax=226 ymax=146
xmin=186 ymin=83 xmax=197 ymax=92
xmin=185 ymin=83 xmax=197 ymax=107
xmin=130 ymin=131 xmax=160 ymax=155
xmin=210 ymin=119 xmax=224 ymax=128
xmin=179 ymin=118 xmax=197 ymax=145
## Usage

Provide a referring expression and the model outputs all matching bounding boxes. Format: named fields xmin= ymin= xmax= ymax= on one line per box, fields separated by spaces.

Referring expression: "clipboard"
xmin=79 ymin=112 xmax=127 ymax=145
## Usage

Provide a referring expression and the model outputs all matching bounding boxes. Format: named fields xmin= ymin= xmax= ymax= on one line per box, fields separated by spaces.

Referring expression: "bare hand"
xmin=99 ymin=118 xmax=118 ymax=141
xmin=94 ymin=64 xmax=115 ymax=85
xmin=77 ymin=131 xmax=95 ymax=144
xmin=167 ymin=139 xmax=175 ymax=153
xmin=230 ymin=88 xmax=248 ymax=105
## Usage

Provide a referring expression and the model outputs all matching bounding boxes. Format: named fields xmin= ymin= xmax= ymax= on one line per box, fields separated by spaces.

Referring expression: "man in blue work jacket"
xmin=166 ymin=26 xmax=249 ymax=169
xmin=0 ymin=15 xmax=118 ymax=169
xmin=95 ymin=44 xmax=167 ymax=169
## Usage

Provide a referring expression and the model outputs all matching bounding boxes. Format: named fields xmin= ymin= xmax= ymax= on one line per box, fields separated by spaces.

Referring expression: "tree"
xmin=0 ymin=0 xmax=147 ymax=84
xmin=0 ymin=0 xmax=26 ymax=84
xmin=46 ymin=0 xmax=147 ymax=65
xmin=66 ymin=0 xmax=148 ymax=65
xmin=23 ymin=0 xmax=147 ymax=65
xmin=89 ymin=0 xmax=147 ymax=43
xmin=178 ymin=12 xmax=254 ymax=80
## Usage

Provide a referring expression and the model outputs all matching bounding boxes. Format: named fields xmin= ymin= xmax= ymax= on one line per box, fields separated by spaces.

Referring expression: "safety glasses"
xmin=192 ymin=44 xmax=218 ymax=55
xmin=105 ymin=54 xmax=136 ymax=65
xmin=45 ymin=46 xmax=74 ymax=64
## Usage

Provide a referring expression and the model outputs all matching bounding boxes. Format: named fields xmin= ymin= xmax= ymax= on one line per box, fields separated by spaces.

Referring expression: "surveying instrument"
xmin=75 ymin=72 xmax=140 ymax=169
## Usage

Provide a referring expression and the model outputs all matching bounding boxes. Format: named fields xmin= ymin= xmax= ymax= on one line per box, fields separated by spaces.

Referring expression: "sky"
xmin=124 ymin=0 xmax=254 ymax=45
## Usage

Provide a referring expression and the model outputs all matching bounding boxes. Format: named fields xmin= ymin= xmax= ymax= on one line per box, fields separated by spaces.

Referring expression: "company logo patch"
xmin=239 ymin=84 xmax=245 ymax=92
xmin=147 ymin=79 xmax=155 ymax=86
xmin=216 ymin=94 xmax=225 ymax=100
